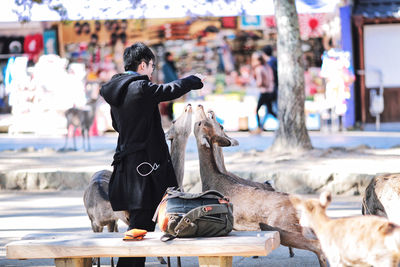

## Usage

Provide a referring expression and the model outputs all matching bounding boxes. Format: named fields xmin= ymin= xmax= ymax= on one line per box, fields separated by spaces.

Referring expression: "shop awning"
xmin=1 ymin=0 xmax=341 ymax=22
xmin=353 ymin=0 xmax=400 ymax=18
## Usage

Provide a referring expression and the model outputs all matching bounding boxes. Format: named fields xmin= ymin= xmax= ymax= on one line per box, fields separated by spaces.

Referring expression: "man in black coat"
xmin=100 ymin=42 xmax=204 ymax=267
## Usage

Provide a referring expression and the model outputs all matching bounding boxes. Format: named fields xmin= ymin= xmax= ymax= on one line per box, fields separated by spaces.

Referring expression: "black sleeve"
xmin=111 ymin=110 xmax=119 ymax=133
xmin=141 ymin=75 xmax=203 ymax=103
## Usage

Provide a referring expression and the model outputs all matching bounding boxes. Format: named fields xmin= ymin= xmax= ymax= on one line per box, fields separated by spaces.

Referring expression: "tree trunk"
xmin=271 ymin=0 xmax=313 ymax=152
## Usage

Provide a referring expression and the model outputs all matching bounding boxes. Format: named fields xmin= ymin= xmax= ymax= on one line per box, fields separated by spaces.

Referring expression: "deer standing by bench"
xmin=193 ymin=105 xmax=326 ymax=266
xmin=83 ymin=104 xmax=193 ymax=266
xmin=291 ymin=191 xmax=400 ymax=267
xmin=362 ymin=173 xmax=400 ymax=225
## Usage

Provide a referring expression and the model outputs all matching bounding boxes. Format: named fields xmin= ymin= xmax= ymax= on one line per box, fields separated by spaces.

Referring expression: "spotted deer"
xmin=291 ymin=191 xmax=400 ymax=267
xmin=193 ymin=105 xmax=326 ymax=266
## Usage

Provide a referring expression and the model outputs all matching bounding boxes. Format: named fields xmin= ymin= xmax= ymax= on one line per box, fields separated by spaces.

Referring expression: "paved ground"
xmin=0 ymin=129 xmax=399 ymax=266
xmin=1 ymin=130 xmax=400 ymax=153
xmin=0 ymin=190 xmax=363 ymax=267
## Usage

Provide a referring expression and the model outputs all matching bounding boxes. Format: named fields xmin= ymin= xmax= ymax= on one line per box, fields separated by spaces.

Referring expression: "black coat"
xmin=100 ymin=73 xmax=203 ymax=211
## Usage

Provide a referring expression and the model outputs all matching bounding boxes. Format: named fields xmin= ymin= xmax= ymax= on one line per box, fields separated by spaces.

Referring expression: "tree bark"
xmin=271 ymin=0 xmax=313 ymax=152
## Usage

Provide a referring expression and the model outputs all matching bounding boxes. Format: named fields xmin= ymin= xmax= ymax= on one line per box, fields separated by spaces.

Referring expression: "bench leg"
xmin=54 ymin=258 xmax=92 ymax=267
xmin=198 ymin=256 xmax=232 ymax=267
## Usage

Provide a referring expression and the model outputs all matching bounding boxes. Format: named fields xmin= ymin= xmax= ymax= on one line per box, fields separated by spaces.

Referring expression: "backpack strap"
xmin=173 ymin=204 xmax=231 ymax=235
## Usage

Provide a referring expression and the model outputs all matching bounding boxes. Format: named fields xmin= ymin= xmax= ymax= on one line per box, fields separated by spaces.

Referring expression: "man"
xmin=100 ymin=42 xmax=204 ymax=267
xmin=262 ymin=45 xmax=278 ymax=101
xmin=251 ymin=51 xmax=276 ymax=134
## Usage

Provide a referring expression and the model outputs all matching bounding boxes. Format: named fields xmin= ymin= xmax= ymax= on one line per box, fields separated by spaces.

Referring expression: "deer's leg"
xmin=259 ymin=223 xmax=326 ymax=267
xmin=63 ymin=124 xmax=70 ymax=149
xmin=91 ymin=221 xmax=103 ymax=233
xmin=289 ymin=247 xmax=295 ymax=257
xmin=107 ymin=221 xmax=118 ymax=232
xmin=73 ymin=127 xmax=77 ymax=150
xmin=87 ymin=128 xmax=91 ymax=151
xmin=82 ymin=128 xmax=86 ymax=151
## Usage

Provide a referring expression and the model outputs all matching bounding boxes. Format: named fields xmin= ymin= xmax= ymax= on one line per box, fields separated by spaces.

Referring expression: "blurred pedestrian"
xmin=162 ymin=51 xmax=178 ymax=121
xmin=262 ymin=45 xmax=278 ymax=102
xmin=251 ymin=51 xmax=276 ymax=134
xmin=100 ymin=42 xmax=204 ymax=267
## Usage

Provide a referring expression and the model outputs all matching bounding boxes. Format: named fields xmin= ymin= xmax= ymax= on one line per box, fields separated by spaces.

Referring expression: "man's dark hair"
xmin=123 ymin=42 xmax=155 ymax=71
xmin=262 ymin=45 xmax=273 ymax=57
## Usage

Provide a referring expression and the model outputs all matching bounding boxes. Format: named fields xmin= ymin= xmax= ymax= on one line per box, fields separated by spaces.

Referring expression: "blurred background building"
xmin=0 ymin=0 xmax=397 ymax=135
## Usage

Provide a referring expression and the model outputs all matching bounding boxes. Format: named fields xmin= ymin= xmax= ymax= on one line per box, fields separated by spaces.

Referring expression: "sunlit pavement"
xmin=0 ymin=190 xmax=362 ymax=267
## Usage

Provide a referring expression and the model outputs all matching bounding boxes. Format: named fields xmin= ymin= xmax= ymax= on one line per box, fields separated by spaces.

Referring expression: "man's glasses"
xmin=143 ymin=61 xmax=156 ymax=70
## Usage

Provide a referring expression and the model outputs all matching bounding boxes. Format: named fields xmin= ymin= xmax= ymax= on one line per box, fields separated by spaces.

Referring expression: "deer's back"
xmin=363 ymin=174 xmax=400 ymax=223
xmin=83 ymin=170 xmax=115 ymax=222
xmin=224 ymin=183 xmax=299 ymax=232
xmin=318 ymin=216 xmax=400 ymax=266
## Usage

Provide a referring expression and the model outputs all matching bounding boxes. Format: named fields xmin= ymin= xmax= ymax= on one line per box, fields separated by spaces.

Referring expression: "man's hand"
xmin=194 ymin=73 xmax=206 ymax=82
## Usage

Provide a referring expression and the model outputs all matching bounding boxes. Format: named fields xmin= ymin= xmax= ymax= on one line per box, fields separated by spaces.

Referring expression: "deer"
xmin=362 ymin=173 xmax=400 ymax=225
xmin=291 ymin=191 xmax=400 ymax=267
xmin=63 ymin=98 xmax=98 ymax=151
xmin=193 ymin=105 xmax=326 ymax=266
xmin=83 ymin=103 xmax=193 ymax=267
xmin=204 ymin=110 xmax=275 ymax=191
xmin=204 ymin=110 xmax=293 ymax=257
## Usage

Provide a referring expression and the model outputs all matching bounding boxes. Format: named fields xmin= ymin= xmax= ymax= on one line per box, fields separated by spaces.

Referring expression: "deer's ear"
xmin=201 ymin=136 xmax=211 ymax=148
xmin=319 ymin=191 xmax=331 ymax=208
xmin=212 ymin=136 xmax=232 ymax=147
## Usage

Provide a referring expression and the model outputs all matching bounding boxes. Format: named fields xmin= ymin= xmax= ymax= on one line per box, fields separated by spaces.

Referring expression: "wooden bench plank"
xmin=6 ymin=231 xmax=279 ymax=259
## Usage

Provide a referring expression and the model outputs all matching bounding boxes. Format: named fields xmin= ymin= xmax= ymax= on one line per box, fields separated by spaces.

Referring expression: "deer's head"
xmin=194 ymin=105 xmax=239 ymax=148
xmin=165 ymin=104 xmax=193 ymax=141
xmin=290 ymin=191 xmax=332 ymax=228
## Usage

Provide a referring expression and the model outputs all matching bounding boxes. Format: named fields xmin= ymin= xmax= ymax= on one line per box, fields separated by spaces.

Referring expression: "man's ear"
xmin=137 ymin=61 xmax=145 ymax=71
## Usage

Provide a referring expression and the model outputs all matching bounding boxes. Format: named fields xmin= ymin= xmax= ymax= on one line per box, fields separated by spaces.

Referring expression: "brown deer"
xmin=165 ymin=104 xmax=193 ymax=191
xmin=362 ymin=173 xmax=400 ymax=225
xmin=204 ymin=109 xmax=294 ymax=258
xmin=205 ymin=110 xmax=275 ymax=191
xmin=193 ymin=105 xmax=326 ymax=266
xmin=83 ymin=104 xmax=193 ymax=266
xmin=291 ymin=191 xmax=400 ymax=267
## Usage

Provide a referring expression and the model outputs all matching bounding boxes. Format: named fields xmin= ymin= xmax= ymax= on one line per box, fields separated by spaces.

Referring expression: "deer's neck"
xmin=170 ymin=138 xmax=188 ymax=189
xmin=197 ymin=142 xmax=232 ymax=192
xmin=308 ymin=211 xmax=330 ymax=234
xmin=212 ymin=144 xmax=227 ymax=173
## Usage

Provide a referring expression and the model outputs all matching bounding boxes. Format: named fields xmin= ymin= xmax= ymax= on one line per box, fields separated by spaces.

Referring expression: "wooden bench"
xmin=6 ymin=231 xmax=280 ymax=267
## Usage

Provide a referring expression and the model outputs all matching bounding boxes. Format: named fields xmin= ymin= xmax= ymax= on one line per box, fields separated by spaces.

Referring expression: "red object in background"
xmin=310 ymin=87 xmax=317 ymax=95
xmin=265 ymin=16 xmax=276 ymax=28
xmin=24 ymin=34 xmax=43 ymax=62
xmin=221 ymin=17 xmax=237 ymax=29
xmin=308 ymin=18 xmax=319 ymax=30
